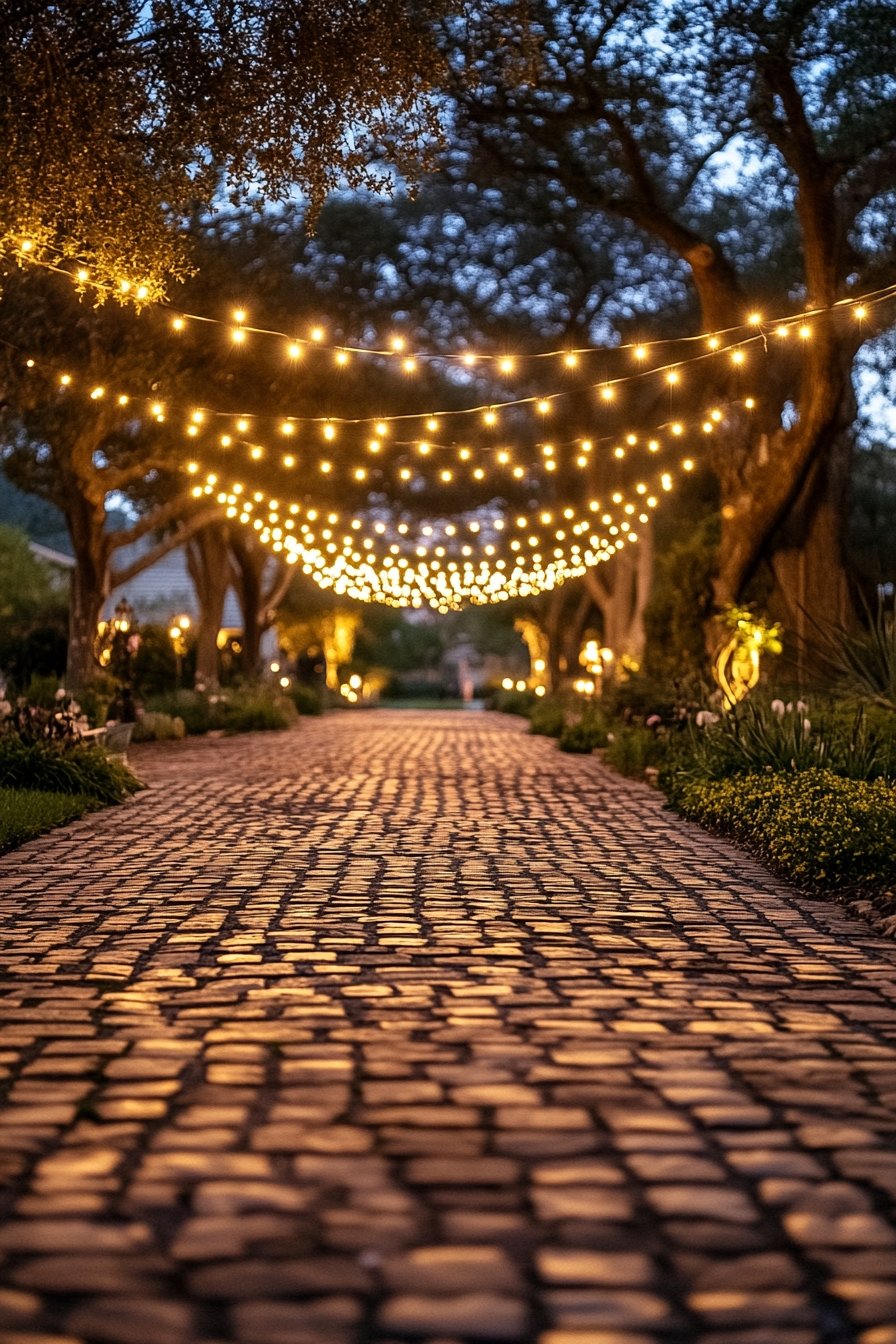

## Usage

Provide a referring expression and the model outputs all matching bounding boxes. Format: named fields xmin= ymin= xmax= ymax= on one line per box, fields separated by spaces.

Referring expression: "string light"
xmin=8 ymin=242 xmax=893 ymax=375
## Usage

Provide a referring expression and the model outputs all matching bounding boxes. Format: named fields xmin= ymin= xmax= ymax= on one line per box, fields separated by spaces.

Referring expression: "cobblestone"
xmin=1 ymin=709 xmax=896 ymax=1342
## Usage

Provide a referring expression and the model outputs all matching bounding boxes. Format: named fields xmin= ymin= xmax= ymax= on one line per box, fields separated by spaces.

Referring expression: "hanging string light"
xmin=7 ymin=239 xmax=894 ymax=381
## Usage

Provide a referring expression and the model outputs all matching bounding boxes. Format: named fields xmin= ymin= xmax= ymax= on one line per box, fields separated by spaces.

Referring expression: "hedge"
xmin=673 ymin=768 xmax=896 ymax=899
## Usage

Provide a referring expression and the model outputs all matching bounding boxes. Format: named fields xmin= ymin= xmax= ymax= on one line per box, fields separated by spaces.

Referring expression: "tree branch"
xmin=109 ymin=506 xmax=223 ymax=587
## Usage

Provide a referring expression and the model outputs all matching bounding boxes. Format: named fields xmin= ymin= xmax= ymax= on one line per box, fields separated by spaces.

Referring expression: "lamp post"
xmin=168 ymin=614 xmax=191 ymax=689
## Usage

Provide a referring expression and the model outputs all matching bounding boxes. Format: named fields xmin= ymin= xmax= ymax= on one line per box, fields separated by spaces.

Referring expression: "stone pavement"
xmin=1 ymin=710 xmax=896 ymax=1344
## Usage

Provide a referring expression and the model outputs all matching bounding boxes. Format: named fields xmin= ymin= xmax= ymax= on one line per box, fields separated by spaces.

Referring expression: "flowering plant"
xmin=0 ymin=688 xmax=91 ymax=745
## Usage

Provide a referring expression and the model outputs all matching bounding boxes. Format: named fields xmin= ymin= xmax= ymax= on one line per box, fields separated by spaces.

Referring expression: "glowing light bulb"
xmin=236 ymin=419 xmax=249 ymax=433
xmin=563 ymin=352 xmax=579 ymax=368
xmin=220 ymin=434 xmax=232 ymax=447
xmin=171 ymin=316 xmax=185 ymax=332
xmin=283 ymin=454 xmax=295 ymax=468
xmin=498 ymin=356 xmax=515 ymax=374
xmin=747 ymin=311 xmax=762 ymax=325
xmin=59 ymin=374 xmax=72 ymax=386
xmin=320 ymin=460 xmax=332 ymax=473
xmin=280 ymin=421 xmax=294 ymax=435
xmin=231 ymin=327 xmax=246 ymax=344
xmin=536 ymin=399 xmax=551 ymax=415
xmin=310 ymin=326 xmax=325 ymax=342
xmin=600 ymin=385 xmax=615 ymax=402
xmin=483 ymin=410 xmax=498 ymax=427
xmin=402 ymin=357 xmax=417 ymax=373
xmin=322 ymin=423 xmax=336 ymax=441
xmin=426 ymin=417 xmax=440 ymax=432
xmin=335 ymin=350 xmax=350 ymax=367
xmin=731 ymin=349 xmax=746 ymax=365
xmin=90 ymin=386 xmax=105 ymax=399
xmin=708 ymin=334 xmax=721 ymax=350
xmin=798 ymin=324 xmax=812 ymax=339
xmin=287 ymin=341 xmax=303 ymax=359
xmin=854 ymin=305 xmax=867 ymax=320
xmin=633 ymin=345 xmax=648 ymax=361
xmin=76 ymin=269 xmax=89 ymax=283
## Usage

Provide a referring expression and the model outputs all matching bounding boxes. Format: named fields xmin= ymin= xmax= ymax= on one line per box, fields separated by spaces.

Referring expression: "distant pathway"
xmin=1 ymin=710 xmax=896 ymax=1344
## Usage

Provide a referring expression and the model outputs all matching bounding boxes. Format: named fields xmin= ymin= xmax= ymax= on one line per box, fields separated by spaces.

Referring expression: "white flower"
xmin=696 ymin=710 xmax=719 ymax=727
xmin=803 ymin=719 xmax=811 ymax=734
xmin=771 ymin=699 xmax=785 ymax=716
xmin=0 ymin=699 xmax=11 ymax=719
xmin=55 ymin=687 xmax=67 ymax=700
xmin=796 ymin=700 xmax=809 ymax=713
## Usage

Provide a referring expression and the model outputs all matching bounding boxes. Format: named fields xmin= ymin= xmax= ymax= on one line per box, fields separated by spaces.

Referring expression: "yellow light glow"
xmin=322 ymin=423 xmax=336 ymax=441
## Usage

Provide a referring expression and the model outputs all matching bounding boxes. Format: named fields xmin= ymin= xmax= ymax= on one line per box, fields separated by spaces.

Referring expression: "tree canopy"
xmin=0 ymin=0 xmax=531 ymax=297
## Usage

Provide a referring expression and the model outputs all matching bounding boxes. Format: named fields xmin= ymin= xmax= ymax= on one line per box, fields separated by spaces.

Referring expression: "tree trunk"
xmin=64 ymin=493 xmax=111 ymax=689
xmin=583 ymin=524 xmax=654 ymax=669
xmin=186 ymin=523 xmax=231 ymax=688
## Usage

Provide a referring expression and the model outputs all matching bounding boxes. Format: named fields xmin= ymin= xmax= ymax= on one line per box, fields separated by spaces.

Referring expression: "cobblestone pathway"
xmin=1 ymin=710 xmax=896 ymax=1344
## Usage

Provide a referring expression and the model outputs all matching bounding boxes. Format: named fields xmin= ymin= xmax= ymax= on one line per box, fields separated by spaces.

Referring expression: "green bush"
xmin=0 ymin=736 xmax=141 ymax=804
xmin=222 ymin=690 xmax=297 ymax=733
xmin=604 ymin=725 xmax=671 ymax=777
xmin=558 ymin=707 xmax=610 ymax=753
xmin=0 ymin=788 xmax=98 ymax=853
xmin=528 ymin=697 xmax=567 ymax=737
xmin=144 ymin=686 xmax=297 ymax=735
xmin=289 ymin=683 xmax=325 ymax=715
xmin=673 ymin=769 xmax=896 ymax=898
xmin=489 ymin=687 xmax=537 ymax=716
xmin=132 ymin=711 xmax=186 ymax=742
xmin=145 ymin=689 xmax=215 ymax=734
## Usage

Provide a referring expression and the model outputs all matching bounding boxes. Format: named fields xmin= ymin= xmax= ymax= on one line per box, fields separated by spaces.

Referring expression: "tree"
xmin=0 ymin=525 xmax=68 ymax=684
xmin=0 ymin=0 xmax=484 ymax=297
xmin=0 ymin=268 xmax=221 ymax=685
xmin=441 ymin=0 xmax=896 ymax=651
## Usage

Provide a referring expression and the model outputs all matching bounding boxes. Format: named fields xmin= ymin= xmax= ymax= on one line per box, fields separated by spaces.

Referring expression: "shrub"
xmin=222 ymin=690 xmax=297 ymax=733
xmin=132 ymin=712 xmax=186 ymax=742
xmin=145 ymin=689 xmax=215 ymax=735
xmin=0 ymin=788 xmax=98 ymax=853
xmin=488 ymin=687 xmax=538 ymax=716
xmin=289 ymin=683 xmax=325 ymax=716
xmin=603 ymin=725 xmax=671 ymax=777
xmin=672 ymin=769 xmax=896 ymax=899
xmin=558 ymin=707 xmax=610 ymax=753
xmin=0 ymin=736 xmax=141 ymax=804
xmin=528 ymin=697 xmax=567 ymax=737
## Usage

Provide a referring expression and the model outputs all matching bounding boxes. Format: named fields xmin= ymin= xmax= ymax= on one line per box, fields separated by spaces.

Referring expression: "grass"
xmin=0 ymin=788 xmax=98 ymax=853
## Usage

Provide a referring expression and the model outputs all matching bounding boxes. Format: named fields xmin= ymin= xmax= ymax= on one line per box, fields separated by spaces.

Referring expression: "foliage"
xmin=222 ymin=690 xmax=297 ymax=734
xmin=849 ymin=445 xmax=896 ymax=587
xmin=673 ymin=770 xmax=896 ymax=900
xmin=488 ymin=687 xmax=537 ymax=716
xmin=288 ymin=684 xmax=325 ymax=717
xmin=527 ymin=697 xmax=567 ymax=738
xmin=144 ymin=690 xmax=215 ymax=736
xmin=132 ymin=623 xmax=191 ymax=696
xmin=0 ymin=736 xmax=140 ymax=804
xmin=0 ymin=0 xmax=487 ymax=293
xmin=812 ymin=598 xmax=896 ymax=713
xmin=644 ymin=505 xmax=720 ymax=683
xmin=132 ymin=712 xmax=186 ymax=743
xmin=145 ymin=686 xmax=297 ymax=735
xmin=558 ymin=707 xmax=609 ymax=754
xmin=603 ymin=726 xmax=671 ymax=779
xmin=0 ymin=788 xmax=98 ymax=854
xmin=0 ymin=525 xmax=68 ymax=682
xmin=666 ymin=699 xmax=896 ymax=796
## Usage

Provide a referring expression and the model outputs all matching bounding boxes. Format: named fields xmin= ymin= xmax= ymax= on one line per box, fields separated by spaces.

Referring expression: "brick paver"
xmin=1 ymin=709 xmax=896 ymax=1344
